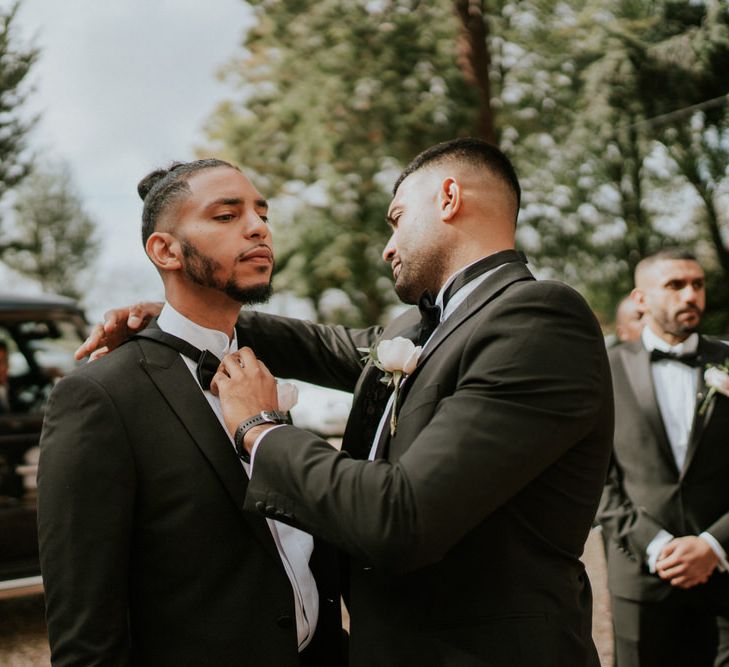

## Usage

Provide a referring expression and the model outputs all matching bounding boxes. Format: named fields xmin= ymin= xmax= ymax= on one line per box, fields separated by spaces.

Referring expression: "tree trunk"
xmin=453 ymin=0 xmax=497 ymax=144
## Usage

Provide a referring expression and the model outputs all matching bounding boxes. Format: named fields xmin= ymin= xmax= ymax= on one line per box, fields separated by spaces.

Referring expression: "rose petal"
xmin=277 ymin=382 xmax=299 ymax=412
xmin=402 ymin=346 xmax=422 ymax=375
xmin=377 ymin=337 xmax=417 ymax=372
xmin=705 ymin=367 xmax=729 ymax=397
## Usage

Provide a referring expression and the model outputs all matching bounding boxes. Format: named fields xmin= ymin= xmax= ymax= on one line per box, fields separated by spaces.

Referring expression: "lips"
xmin=240 ymin=246 xmax=273 ymax=263
xmin=392 ymin=259 xmax=402 ymax=279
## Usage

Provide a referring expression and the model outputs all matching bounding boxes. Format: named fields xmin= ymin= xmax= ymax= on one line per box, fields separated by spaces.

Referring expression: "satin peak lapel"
xmin=407 ymin=262 xmax=534 ymax=385
xmin=135 ymin=336 xmax=281 ymax=562
xmin=619 ymin=344 xmax=678 ymax=475
xmin=682 ymin=338 xmax=727 ymax=476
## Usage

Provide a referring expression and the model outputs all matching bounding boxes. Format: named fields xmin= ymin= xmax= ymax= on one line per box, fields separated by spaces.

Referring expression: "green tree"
xmin=0 ymin=0 xmax=38 ymax=242
xmin=207 ymin=0 xmax=494 ymax=325
xmin=3 ymin=165 xmax=99 ymax=299
xmin=515 ymin=0 xmax=729 ymax=328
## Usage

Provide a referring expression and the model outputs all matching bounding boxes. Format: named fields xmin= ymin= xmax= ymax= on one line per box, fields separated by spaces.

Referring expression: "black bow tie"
xmin=417 ymin=291 xmax=441 ymax=346
xmin=649 ymin=349 xmax=701 ymax=368
xmin=132 ymin=329 xmax=222 ymax=389
xmin=415 ymin=249 xmax=527 ymax=347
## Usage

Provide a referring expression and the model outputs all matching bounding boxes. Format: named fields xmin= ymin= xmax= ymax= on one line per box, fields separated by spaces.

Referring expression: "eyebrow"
xmin=206 ymin=197 xmax=268 ymax=209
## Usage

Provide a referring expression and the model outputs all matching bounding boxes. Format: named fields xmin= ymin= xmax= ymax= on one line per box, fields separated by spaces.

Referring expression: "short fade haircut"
xmin=393 ymin=137 xmax=521 ymax=219
xmin=138 ymin=158 xmax=239 ymax=246
xmin=634 ymin=247 xmax=699 ymax=283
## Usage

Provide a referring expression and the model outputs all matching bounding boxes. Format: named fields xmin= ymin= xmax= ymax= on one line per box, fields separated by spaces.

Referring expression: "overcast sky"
xmin=5 ymin=0 xmax=256 ymax=318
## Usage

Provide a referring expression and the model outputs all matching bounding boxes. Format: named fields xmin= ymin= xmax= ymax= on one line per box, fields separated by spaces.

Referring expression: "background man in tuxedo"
xmin=614 ymin=294 xmax=644 ymax=344
xmin=38 ymin=159 xmax=342 ymax=666
xmin=598 ymin=248 xmax=729 ymax=667
xmin=210 ymin=138 xmax=614 ymax=666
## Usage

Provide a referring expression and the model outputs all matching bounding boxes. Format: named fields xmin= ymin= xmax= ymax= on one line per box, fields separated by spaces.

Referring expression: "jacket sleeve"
xmin=245 ymin=282 xmax=613 ymax=572
xmin=37 ymin=372 xmax=135 ymax=667
xmin=596 ymin=455 xmax=666 ymax=561
xmin=236 ymin=310 xmax=381 ymax=392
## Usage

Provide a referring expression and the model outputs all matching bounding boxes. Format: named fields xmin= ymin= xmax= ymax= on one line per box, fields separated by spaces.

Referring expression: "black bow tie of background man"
xmin=649 ymin=348 xmax=701 ymax=368
xmin=131 ymin=329 xmax=222 ymax=389
xmin=417 ymin=249 xmax=527 ymax=346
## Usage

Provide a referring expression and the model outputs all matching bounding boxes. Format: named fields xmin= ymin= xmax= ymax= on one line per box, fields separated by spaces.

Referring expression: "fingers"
xmin=75 ymin=323 xmax=107 ymax=360
xmin=125 ymin=302 xmax=162 ymax=331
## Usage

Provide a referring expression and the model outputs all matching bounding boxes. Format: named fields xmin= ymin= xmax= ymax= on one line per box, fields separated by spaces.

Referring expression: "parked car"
xmin=0 ymin=293 xmax=87 ymax=595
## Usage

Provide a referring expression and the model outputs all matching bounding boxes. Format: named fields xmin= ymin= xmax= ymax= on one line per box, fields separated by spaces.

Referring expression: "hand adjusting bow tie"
xmin=416 ymin=249 xmax=528 ymax=347
xmin=132 ymin=329 xmax=222 ymax=389
xmin=649 ymin=349 xmax=701 ymax=368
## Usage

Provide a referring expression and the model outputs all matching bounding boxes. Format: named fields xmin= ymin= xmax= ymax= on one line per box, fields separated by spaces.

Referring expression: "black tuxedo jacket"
xmin=598 ymin=337 xmax=729 ymax=602
xmin=37 ymin=323 xmax=342 ymax=667
xmin=237 ymin=263 xmax=614 ymax=666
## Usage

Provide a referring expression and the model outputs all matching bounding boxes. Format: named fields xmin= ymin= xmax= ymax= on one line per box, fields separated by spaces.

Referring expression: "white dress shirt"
xmin=158 ymin=304 xmax=318 ymax=650
xmin=367 ymin=259 xmax=508 ymax=460
xmin=641 ymin=325 xmax=728 ymax=573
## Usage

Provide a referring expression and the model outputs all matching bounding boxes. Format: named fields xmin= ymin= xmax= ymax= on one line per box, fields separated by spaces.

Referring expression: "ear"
xmin=439 ymin=177 xmax=462 ymax=222
xmin=630 ymin=287 xmax=645 ymax=309
xmin=146 ymin=232 xmax=183 ymax=272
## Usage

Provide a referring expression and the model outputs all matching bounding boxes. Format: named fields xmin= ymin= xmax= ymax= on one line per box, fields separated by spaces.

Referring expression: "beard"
xmin=655 ymin=306 xmax=703 ymax=338
xmin=394 ymin=247 xmax=449 ymax=305
xmin=181 ymin=240 xmax=273 ymax=305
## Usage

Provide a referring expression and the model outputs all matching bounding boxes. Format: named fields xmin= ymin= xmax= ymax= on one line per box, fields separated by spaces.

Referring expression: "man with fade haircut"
xmin=207 ymin=137 xmax=615 ymax=666
xmin=598 ymin=248 xmax=729 ymax=667
xmin=37 ymin=159 xmax=344 ymax=666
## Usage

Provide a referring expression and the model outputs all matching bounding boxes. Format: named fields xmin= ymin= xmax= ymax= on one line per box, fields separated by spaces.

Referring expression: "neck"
xmin=646 ymin=321 xmax=691 ymax=347
xmin=165 ymin=283 xmax=241 ymax=340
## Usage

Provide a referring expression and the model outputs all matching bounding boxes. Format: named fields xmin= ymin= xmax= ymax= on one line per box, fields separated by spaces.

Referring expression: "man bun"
xmin=139 ymin=158 xmax=238 ymax=246
xmin=137 ymin=165 xmax=182 ymax=201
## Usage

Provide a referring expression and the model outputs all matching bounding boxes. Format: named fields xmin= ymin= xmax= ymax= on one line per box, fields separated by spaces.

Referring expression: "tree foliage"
xmin=0 ymin=1 xmax=37 ymax=217
xmin=208 ymin=0 xmax=729 ymax=330
xmin=3 ymin=165 xmax=99 ymax=299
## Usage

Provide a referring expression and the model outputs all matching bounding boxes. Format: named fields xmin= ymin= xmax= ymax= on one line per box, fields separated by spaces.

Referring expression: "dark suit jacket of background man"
xmin=598 ymin=338 xmax=729 ymax=603
xmin=236 ymin=261 xmax=614 ymax=667
xmin=37 ymin=324 xmax=343 ymax=667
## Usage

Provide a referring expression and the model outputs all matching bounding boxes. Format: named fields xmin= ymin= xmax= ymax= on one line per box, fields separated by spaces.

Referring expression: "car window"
xmin=0 ymin=318 xmax=84 ymax=415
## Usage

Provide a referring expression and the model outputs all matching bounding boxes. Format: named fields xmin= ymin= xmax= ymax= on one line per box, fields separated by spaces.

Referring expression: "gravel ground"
xmin=0 ymin=529 xmax=613 ymax=666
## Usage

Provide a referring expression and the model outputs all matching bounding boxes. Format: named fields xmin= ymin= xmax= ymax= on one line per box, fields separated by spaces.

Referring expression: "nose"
xmin=244 ymin=211 xmax=269 ymax=240
xmin=382 ymin=234 xmax=396 ymax=263
xmin=680 ymin=285 xmax=700 ymax=304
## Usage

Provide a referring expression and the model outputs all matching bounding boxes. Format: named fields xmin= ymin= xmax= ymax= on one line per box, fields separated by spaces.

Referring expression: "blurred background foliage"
xmin=0 ymin=0 xmax=725 ymax=329
xmin=0 ymin=1 xmax=97 ymax=299
xmin=205 ymin=0 xmax=729 ymax=331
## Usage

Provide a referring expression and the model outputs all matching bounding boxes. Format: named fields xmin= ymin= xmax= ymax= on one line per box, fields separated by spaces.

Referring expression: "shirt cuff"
xmin=699 ymin=532 xmax=729 ymax=572
xmin=646 ymin=529 xmax=674 ymax=573
xmin=249 ymin=424 xmax=286 ymax=470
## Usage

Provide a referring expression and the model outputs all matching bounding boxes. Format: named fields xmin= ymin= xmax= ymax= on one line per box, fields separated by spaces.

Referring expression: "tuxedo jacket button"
xmin=276 ymin=614 xmax=294 ymax=628
xmin=265 ymin=505 xmax=277 ymax=516
xmin=255 ymin=501 xmax=265 ymax=513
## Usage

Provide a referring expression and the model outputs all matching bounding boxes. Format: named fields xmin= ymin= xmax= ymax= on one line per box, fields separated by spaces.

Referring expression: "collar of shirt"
xmin=157 ymin=302 xmax=238 ymax=361
xmin=641 ymin=325 xmax=698 ymax=355
xmin=434 ymin=259 xmax=509 ymax=323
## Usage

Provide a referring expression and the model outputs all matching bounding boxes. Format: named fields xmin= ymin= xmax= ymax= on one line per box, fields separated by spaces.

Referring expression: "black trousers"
xmin=612 ymin=584 xmax=729 ymax=667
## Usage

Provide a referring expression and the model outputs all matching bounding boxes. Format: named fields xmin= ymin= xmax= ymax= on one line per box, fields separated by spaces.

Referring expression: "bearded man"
xmin=37 ymin=159 xmax=344 ymax=666
xmin=76 ymin=139 xmax=615 ymax=666
xmin=598 ymin=248 xmax=729 ymax=667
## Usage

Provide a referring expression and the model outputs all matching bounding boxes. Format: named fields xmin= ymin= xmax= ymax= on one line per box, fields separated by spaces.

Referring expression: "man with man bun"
xmin=37 ymin=159 xmax=344 ymax=666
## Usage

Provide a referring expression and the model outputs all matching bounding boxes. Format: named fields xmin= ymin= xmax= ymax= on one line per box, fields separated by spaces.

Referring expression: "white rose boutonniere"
xmin=277 ymin=382 xmax=299 ymax=413
xmin=698 ymin=361 xmax=729 ymax=416
xmin=358 ymin=336 xmax=422 ymax=436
